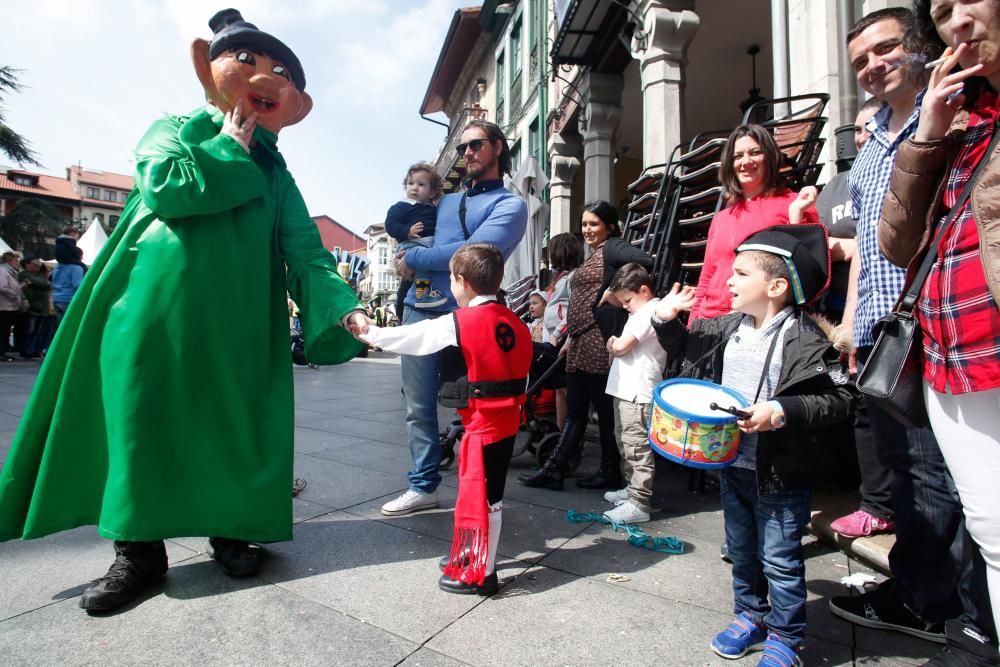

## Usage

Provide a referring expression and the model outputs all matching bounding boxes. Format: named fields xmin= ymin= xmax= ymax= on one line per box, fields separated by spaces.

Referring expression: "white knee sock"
xmin=487 ymin=502 xmax=502 ymax=576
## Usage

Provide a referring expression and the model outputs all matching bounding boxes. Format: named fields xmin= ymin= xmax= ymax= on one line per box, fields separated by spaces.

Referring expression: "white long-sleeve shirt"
xmin=360 ymin=295 xmax=498 ymax=356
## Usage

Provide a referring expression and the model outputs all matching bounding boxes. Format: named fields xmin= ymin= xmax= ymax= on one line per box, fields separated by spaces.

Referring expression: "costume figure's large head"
xmin=192 ymin=8 xmax=313 ymax=134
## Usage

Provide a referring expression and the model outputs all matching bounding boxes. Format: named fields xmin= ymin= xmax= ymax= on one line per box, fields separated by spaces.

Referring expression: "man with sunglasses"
xmin=379 ymin=120 xmax=528 ymax=517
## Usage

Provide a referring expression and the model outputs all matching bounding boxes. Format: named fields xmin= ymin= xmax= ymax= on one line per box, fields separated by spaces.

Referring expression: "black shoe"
xmin=518 ymin=466 xmax=564 ymax=490
xmin=438 ymin=572 xmax=499 ymax=596
xmin=575 ymin=466 xmax=623 ymax=490
xmin=828 ymin=581 xmax=945 ymax=644
xmin=209 ymin=537 xmax=263 ymax=577
xmin=924 ymin=621 xmax=1000 ymax=666
xmin=439 ymin=548 xmax=472 ymax=570
xmin=79 ymin=540 xmax=167 ymax=613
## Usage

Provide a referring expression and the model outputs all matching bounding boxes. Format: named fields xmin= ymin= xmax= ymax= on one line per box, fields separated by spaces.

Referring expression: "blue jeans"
xmin=721 ymin=466 xmax=812 ymax=648
xmin=400 ymin=306 xmax=444 ymax=493
xmin=856 ymin=347 xmax=991 ymax=632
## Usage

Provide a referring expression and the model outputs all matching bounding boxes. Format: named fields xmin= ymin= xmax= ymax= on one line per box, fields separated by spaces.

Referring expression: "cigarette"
xmin=925 ymin=57 xmax=947 ymax=70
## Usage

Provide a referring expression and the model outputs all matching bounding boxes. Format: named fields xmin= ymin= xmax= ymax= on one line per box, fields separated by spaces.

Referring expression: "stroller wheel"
xmin=535 ymin=432 xmax=581 ymax=475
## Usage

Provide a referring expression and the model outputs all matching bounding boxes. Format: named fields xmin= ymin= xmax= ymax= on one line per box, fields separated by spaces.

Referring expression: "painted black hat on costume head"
xmin=208 ymin=9 xmax=306 ymax=91
xmin=736 ymin=224 xmax=831 ymax=305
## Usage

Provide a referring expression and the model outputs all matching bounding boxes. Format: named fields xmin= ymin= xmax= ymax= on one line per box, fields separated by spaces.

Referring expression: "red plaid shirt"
xmin=918 ymin=90 xmax=1000 ymax=394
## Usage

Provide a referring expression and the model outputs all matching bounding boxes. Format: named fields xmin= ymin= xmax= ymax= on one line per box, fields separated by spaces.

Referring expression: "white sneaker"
xmin=602 ymin=500 xmax=651 ymax=524
xmin=603 ymin=488 xmax=629 ymax=505
xmin=381 ymin=489 xmax=439 ymax=516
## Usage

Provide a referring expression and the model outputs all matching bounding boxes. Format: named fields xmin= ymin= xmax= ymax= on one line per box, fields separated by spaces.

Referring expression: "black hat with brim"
xmin=736 ymin=224 xmax=831 ymax=305
xmin=208 ymin=8 xmax=306 ymax=91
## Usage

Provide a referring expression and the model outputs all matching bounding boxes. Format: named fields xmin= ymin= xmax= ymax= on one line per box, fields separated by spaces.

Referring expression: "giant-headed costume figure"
xmin=0 ymin=9 xmax=365 ymax=612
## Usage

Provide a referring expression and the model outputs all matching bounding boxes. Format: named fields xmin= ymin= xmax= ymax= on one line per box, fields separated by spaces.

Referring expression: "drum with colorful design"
xmin=648 ymin=379 xmax=748 ymax=469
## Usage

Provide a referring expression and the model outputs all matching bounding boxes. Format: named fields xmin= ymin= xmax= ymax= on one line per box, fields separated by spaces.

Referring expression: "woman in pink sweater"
xmin=689 ymin=124 xmax=818 ymax=322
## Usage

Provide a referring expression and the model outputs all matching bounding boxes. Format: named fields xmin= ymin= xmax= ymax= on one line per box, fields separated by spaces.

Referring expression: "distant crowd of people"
xmin=0 ymin=227 xmax=86 ymax=360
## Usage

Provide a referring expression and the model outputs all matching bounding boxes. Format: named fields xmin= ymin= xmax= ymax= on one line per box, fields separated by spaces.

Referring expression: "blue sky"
xmin=4 ymin=1 xmax=472 ymax=235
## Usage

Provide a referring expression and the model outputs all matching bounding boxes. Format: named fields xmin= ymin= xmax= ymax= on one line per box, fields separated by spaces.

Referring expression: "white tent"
xmin=502 ymin=156 xmax=549 ymax=289
xmin=0 ymin=236 xmax=12 ymax=255
xmin=77 ymin=220 xmax=109 ymax=265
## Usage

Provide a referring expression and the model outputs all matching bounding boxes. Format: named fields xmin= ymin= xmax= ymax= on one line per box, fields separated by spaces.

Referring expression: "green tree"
xmin=2 ymin=199 xmax=69 ymax=259
xmin=0 ymin=66 xmax=40 ymax=167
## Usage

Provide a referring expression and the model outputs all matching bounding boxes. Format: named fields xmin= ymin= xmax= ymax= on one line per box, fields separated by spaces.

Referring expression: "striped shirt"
xmin=849 ymin=96 xmax=922 ymax=347
xmin=918 ymin=91 xmax=1000 ymax=394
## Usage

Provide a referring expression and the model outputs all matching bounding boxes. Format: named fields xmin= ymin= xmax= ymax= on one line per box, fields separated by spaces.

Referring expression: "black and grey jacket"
xmin=654 ymin=310 xmax=856 ymax=495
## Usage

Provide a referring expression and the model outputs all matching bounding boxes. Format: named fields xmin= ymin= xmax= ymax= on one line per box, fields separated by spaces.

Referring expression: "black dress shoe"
xmin=438 ymin=547 xmax=472 ymax=570
xmin=209 ymin=537 xmax=263 ymax=577
xmin=80 ymin=540 xmax=168 ymax=613
xmin=575 ymin=468 xmax=623 ymax=490
xmin=438 ymin=572 xmax=499 ymax=596
xmin=518 ymin=467 xmax=564 ymax=490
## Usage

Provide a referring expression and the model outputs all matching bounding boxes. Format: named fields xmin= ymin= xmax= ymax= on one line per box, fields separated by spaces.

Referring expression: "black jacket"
xmin=592 ymin=237 xmax=654 ymax=340
xmin=654 ymin=311 xmax=856 ymax=494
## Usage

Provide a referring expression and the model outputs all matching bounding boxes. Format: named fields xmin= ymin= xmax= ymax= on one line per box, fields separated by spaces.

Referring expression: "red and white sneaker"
xmin=830 ymin=510 xmax=894 ymax=538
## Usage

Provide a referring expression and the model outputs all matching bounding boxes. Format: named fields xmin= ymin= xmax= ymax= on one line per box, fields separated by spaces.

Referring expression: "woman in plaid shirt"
xmin=880 ymin=0 xmax=1000 ymax=649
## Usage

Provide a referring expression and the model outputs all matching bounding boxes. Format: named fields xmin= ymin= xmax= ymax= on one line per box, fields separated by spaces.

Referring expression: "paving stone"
xmin=0 ymin=526 xmax=199 ymax=621
xmin=262 ymin=511 xmax=512 ymax=644
xmin=293 ymin=426 xmax=371 ymax=455
xmin=304 ymin=439 xmax=427 ymax=476
xmin=397 ymin=647 xmax=471 ymax=667
xmin=296 ymin=413 xmax=408 ymax=445
xmin=292 ymin=453 xmax=407 ymax=510
xmin=0 ymin=555 xmax=418 ymax=666
xmin=426 ymin=564 xmax=853 ymax=666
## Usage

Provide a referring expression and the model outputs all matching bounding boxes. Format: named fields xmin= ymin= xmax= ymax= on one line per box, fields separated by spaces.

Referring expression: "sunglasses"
xmin=455 ymin=138 xmax=489 ymax=156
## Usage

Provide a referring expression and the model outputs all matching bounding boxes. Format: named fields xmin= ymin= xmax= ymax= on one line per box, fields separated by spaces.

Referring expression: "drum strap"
xmin=679 ymin=321 xmax=783 ymax=406
xmin=752 ymin=329 xmax=783 ymax=404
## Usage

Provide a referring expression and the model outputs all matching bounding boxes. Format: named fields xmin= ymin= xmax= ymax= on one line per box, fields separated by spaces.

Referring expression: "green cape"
xmin=0 ymin=106 xmax=362 ymax=542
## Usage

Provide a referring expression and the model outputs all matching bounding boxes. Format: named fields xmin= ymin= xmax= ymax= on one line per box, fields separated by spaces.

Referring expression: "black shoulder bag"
xmin=857 ymin=125 xmax=1000 ymax=428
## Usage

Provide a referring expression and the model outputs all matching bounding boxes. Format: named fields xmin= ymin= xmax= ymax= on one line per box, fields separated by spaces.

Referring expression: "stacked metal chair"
xmin=621 ymin=93 xmax=830 ymax=295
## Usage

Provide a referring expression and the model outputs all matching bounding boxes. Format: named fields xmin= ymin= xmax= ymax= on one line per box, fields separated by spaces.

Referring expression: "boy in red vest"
xmin=355 ymin=243 xmax=532 ymax=594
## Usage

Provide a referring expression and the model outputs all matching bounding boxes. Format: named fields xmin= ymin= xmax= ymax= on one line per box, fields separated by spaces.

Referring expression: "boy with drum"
xmin=601 ymin=263 xmax=694 ymax=524
xmin=653 ymin=224 xmax=854 ymax=666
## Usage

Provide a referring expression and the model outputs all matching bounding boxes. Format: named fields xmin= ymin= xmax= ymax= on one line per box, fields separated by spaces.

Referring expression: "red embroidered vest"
xmin=439 ymin=301 xmax=532 ymax=408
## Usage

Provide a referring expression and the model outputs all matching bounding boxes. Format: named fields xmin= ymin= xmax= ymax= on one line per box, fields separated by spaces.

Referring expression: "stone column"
xmin=579 ymin=72 xmax=623 ymax=204
xmin=547 ymin=132 xmax=582 ymax=236
xmin=631 ymin=0 xmax=699 ymax=169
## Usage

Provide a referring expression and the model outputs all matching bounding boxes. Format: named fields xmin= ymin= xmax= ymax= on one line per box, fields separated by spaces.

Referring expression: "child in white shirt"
xmin=602 ymin=263 xmax=695 ymax=524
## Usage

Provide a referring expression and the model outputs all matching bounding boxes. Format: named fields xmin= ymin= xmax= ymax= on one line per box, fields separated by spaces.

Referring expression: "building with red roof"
xmin=310 ymin=214 xmax=366 ymax=257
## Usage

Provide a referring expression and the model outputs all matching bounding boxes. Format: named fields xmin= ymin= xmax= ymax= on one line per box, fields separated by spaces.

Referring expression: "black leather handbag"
xmin=857 ymin=126 xmax=1000 ymax=428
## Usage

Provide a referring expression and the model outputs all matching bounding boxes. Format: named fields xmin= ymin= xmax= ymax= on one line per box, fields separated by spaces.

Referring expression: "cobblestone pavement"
xmin=0 ymin=354 xmax=936 ymax=665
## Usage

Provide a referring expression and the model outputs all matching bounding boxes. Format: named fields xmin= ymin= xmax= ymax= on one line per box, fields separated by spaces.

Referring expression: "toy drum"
xmin=648 ymin=379 xmax=749 ymax=469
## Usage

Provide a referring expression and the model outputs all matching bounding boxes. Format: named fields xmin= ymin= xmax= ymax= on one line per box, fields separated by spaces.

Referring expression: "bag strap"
xmin=898 ymin=123 xmax=1000 ymax=314
xmin=458 ymin=192 xmax=470 ymax=240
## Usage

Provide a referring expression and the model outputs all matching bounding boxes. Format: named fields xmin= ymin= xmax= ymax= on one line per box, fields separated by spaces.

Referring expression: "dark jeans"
xmin=23 ymin=314 xmax=55 ymax=355
xmin=566 ymin=369 xmax=618 ymax=468
xmin=853 ymin=395 xmax=893 ymax=521
xmin=858 ymin=347 xmax=994 ymax=636
xmin=721 ymin=466 xmax=812 ymax=647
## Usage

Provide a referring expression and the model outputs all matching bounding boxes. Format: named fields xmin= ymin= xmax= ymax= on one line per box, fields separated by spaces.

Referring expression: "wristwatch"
xmin=767 ymin=400 xmax=786 ymax=429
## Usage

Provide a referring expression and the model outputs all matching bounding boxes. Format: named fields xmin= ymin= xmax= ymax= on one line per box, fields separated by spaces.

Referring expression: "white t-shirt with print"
xmin=605 ymin=298 xmax=667 ymax=403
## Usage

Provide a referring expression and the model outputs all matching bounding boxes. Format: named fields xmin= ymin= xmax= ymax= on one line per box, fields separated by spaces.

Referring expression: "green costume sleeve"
xmin=134 ymin=110 xmax=269 ymax=219
xmin=279 ymin=175 xmax=364 ymax=364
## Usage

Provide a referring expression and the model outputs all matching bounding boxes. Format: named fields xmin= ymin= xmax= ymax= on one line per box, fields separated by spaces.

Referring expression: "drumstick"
xmin=710 ymin=402 xmax=752 ymax=420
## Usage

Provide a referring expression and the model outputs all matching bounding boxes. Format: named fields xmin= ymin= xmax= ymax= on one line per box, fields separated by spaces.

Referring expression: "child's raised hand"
xmin=655 ymin=283 xmax=696 ymax=322
xmin=408 ymin=222 xmax=425 ymax=239
xmin=738 ymin=402 xmax=775 ymax=434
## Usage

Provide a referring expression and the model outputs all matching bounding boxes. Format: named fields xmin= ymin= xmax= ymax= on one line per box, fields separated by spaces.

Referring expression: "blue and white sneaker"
xmin=413 ymin=279 xmax=447 ymax=309
xmin=757 ymin=633 xmax=803 ymax=667
xmin=711 ymin=611 xmax=768 ymax=659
